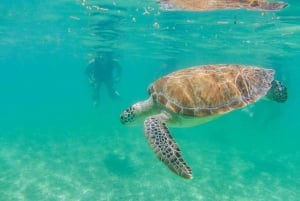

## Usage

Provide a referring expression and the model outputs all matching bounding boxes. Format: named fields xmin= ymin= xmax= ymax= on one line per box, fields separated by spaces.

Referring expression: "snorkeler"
xmin=86 ymin=52 xmax=122 ymax=107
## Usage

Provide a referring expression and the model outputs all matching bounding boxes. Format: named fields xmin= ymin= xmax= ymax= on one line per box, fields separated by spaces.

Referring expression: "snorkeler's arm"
xmin=114 ymin=61 xmax=122 ymax=82
xmin=85 ymin=58 xmax=95 ymax=76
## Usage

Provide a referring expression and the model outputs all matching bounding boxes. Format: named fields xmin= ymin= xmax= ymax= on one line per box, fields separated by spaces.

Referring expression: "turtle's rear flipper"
xmin=252 ymin=2 xmax=288 ymax=11
xmin=266 ymin=80 xmax=288 ymax=103
xmin=144 ymin=116 xmax=192 ymax=179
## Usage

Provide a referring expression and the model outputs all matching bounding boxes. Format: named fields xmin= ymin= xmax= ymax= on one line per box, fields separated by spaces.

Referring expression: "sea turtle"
xmin=120 ymin=64 xmax=287 ymax=179
xmin=159 ymin=0 xmax=288 ymax=11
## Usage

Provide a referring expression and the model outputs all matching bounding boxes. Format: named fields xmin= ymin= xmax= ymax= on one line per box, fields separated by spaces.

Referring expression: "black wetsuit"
xmin=86 ymin=56 xmax=121 ymax=105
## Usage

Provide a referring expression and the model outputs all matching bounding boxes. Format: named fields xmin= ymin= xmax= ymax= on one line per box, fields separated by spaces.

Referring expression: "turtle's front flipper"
xmin=144 ymin=115 xmax=192 ymax=179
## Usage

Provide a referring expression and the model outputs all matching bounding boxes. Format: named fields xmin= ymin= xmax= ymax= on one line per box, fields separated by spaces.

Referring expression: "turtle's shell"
xmin=148 ymin=64 xmax=274 ymax=117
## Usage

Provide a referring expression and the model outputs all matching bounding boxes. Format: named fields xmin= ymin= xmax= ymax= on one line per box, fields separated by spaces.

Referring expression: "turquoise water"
xmin=1 ymin=0 xmax=300 ymax=200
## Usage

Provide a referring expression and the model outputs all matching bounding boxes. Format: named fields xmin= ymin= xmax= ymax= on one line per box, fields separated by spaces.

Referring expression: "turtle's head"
xmin=266 ymin=80 xmax=288 ymax=103
xmin=120 ymin=98 xmax=155 ymax=125
xmin=120 ymin=105 xmax=137 ymax=125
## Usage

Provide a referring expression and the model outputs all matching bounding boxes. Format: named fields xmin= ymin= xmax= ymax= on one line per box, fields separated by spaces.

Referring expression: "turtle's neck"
xmin=134 ymin=97 xmax=154 ymax=115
